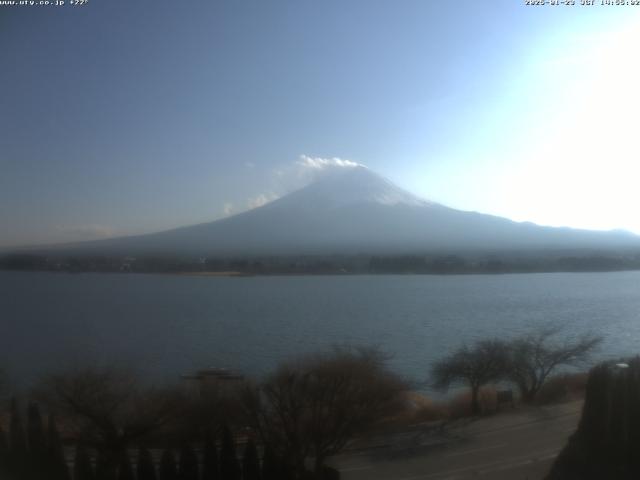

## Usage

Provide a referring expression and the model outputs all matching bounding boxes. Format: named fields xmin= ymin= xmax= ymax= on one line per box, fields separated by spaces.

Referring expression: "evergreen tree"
xmin=178 ymin=444 xmax=199 ymax=480
xmin=242 ymin=438 xmax=261 ymax=480
xmin=159 ymin=449 xmax=178 ymax=480
xmin=260 ymin=445 xmax=278 ymax=480
xmin=27 ymin=402 xmax=46 ymax=457
xmin=27 ymin=401 xmax=47 ymax=478
xmin=220 ymin=425 xmax=240 ymax=480
xmin=280 ymin=459 xmax=294 ymax=480
xmin=202 ymin=429 xmax=219 ymax=480
xmin=48 ymin=414 xmax=71 ymax=480
xmin=95 ymin=450 xmax=117 ymax=480
xmin=117 ymin=452 xmax=135 ymax=480
xmin=0 ymin=424 xmax=9 ymax=478
xmin=9 ymin=397 xmax=26 ymax=455
xmin=261 ymin=445 xmax=293 ymax=480
xmin=137 ymin=447 xmax=157 ymax=480
xmin=74 ymin=445 xmax=95 ymax=480
xmin=9 ymin=397 xmax=27 ymax=477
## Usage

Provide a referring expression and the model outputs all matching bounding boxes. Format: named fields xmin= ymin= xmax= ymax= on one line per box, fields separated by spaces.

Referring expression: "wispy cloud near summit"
xmin=273 ymin=155 xmax=365 ymax=190
xmin=220 ymin=155 xmax=363 ymax=219
xmin=296 ymin=155 xmax=362 ymax=171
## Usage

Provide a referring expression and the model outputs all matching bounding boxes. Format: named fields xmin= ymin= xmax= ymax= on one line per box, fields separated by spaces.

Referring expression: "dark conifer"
xmin=260 ymin=445 xmax=279 ymax=480
xmin=159 ymin=449 xmax=178 ymax=480
xmin=9 ymin=397 xmax=27 ymax=477
xmin=48 ymin=414 xmax=71 ymax=480
xmin=95 ymin=450 xmax=117 ymax=480
xmin=260 ymin=445 xmax=293 ymax=480
xmin=220 ymin=425 xmax=240 ymax=480
xmin=178 ymin=444 xmax=199 ymax=480
xmin=74 ymin=445 xmax=95 ymax=480
xmin=242 ymin=438 xmax=261 ymax=480
xmin=0 ymin=425 xmax=6 ymax=453
xmin=137 ymin=447 xmax=157 ymax=480
xmin=0 ymin=424 xmax=9 ymax=477
xmin=117 ymin=452 xmax=135 ymax=480
xmin=9 ymin=397 xmax=27 ymax=457
xmin=27 ymin=401 xmax=47 ymax=478
xmin=202 ymin=429 xmax=219 ymax=480
xmin=27 ymin=402 xmax=46 ymax=456
xmin=280 ymin=458 xmax=294 ymax=480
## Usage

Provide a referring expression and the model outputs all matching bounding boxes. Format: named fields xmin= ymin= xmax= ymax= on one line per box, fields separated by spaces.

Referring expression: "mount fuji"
xmin=32 ymin=166 xmax=640 ymax=256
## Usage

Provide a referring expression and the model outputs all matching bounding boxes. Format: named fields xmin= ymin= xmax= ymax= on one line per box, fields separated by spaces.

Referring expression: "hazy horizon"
xmin=2 ymin=1 xmax=640 ymax=247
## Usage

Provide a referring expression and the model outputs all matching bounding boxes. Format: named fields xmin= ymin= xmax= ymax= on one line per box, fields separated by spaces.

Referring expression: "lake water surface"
xmin=2 ymin=271 xmax=640 ymax=388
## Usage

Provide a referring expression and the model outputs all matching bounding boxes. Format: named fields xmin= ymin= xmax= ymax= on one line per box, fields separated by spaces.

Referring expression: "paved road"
xmin=332 ymin=401 xmax=582 ymax=480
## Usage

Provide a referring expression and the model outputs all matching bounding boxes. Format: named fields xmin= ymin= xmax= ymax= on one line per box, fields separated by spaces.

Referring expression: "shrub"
xmin=535 ymin=373 xmax=588 ymax=405
xmin=446 ymin=386 xmax=498 ymax=418
xmin=399 ymin=392 xmax=447 ymax=424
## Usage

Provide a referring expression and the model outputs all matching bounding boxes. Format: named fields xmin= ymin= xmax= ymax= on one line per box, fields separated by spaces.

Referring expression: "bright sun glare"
xmin=506 ymin=15 xmax=640 ymax=233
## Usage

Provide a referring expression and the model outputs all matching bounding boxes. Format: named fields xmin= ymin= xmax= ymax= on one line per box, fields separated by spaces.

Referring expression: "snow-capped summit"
xmin=302 ymin=166 xmax=429 ymax=207
xmin=31 ymin=165 xmax=640 ymax=256
xmin=263 ymin=166 xmax=432 ymax=212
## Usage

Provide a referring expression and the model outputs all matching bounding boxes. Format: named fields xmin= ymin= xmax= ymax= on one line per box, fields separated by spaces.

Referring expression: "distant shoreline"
xmin=170 ymin=268 xmax=640 ymax=277
xmin=175 ymin=271 xmax=253 ymax=277
xmin=3 ymin=268 xmax=640 ymax=277
xmin=4 ymin=250 xmax=640 ymax=276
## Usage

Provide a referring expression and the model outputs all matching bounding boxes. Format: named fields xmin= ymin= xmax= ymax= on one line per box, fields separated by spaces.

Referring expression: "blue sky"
xmin=1 ymin=0 xmax=638 ymax=247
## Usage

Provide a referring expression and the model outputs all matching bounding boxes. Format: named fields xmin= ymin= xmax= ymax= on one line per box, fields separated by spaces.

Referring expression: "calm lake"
xmin=2 ymin=270 xmax=640 ymax=388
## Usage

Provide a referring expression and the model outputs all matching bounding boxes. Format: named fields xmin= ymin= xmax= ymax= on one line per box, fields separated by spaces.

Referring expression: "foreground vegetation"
xmin=0 ymin=330 xmax=604 ymax=479
xmin=0 ymin=347 xmax=405 ymax=480
xmin=431 ymin=328 xmax=601 ymax=414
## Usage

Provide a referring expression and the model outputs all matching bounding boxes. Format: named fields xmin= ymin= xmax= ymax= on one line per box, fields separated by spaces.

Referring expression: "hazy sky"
xmin=1 ymin=1 xmax=639 ymax=247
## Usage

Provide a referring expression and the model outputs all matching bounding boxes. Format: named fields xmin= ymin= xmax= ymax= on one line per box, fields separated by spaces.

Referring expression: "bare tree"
xmin=35 ymin=367 xmax=181 ymax=474
xmin=506 ymin=327 xmax=601 ymax=403
xmin=431 ymin=340 xmax=509 ymax=415
xmin=243 ymin=346 xmax=407 ymax=477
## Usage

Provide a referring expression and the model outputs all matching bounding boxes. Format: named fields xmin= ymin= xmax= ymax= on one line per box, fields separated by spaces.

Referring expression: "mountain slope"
xmin=34 ymin=166 xmax=640 ymax=256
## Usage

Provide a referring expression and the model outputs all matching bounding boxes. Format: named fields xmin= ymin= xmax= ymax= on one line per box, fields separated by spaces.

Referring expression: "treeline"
xmin=369 ymin=254 xmax=640 ymax=274
xmin=0 ymin=334 xmax=608 ymax=479
xmin=0 ymin=254 xmax=358 ymax=275
xmin=3 ymin=252 xmax=640 ymax=275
